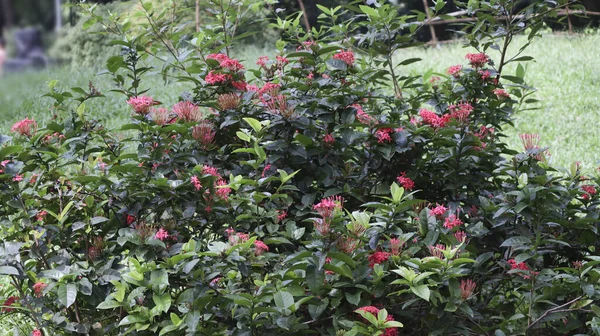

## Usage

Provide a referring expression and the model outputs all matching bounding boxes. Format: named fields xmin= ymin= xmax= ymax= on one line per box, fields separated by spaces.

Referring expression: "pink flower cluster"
xmin=447 ymin=65 xmax=462 ymax=78
xmin=155 ymin=228 xmax=169 ymax=241
xmin=205 ymin=71 xmax=232 ymax=85
xmin=444 ymin=214 xmax=463 ymax=229
xmin=465 ymin=53 xmax=490 ymax=68
xmin=389 ymin=238 xmax=405 ymax=256
xmin=32 ymin=329 xmax=43 ymax=336
xmin=127 ymin=96 xmax=156 ymax=115
xmin=396 ymin=172 xmax=415 ymax=190
xmin=207 ymin=53 xmax=244 ymax=72
xmin=313 ymin=196 xmax=344 ymax=235
xmin=429 ymin=204 xmax=447 ymax=219
xmin=323 ymin=133 xmax=335 ymax=145
xmin=493 ymin=88 xmax=510 ymax=99
xmin=173 ymin=101 xmax=202 ymax=122
xmin=448 ymin=102 xmax=474 ymax=123
xmin=254 ymin=240 xmax=269 ymax=256
xmin=33 ymin=281 xmax=47 ymax=298
xmin=333 ymin=50 xmax=355 ymax=66
xmin=190 ymin=175 xmax=202 ymax=191
xmin=353 ymin=104 xmax=378 ymax=126
xmin=11 ymin=118 xmax=37 ymax=136
xmin=375 ymin=128 xmax=394 ymax=143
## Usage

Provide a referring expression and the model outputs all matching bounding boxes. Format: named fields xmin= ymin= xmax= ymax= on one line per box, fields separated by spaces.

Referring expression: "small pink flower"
xmin=32 ymin=329 xmax=43 ymax=336
xmin=33 ymin=282 xmax=47 ymax=298
xmin=210 ymin=277 xmax=222 ymax=287
xmin=127 ymin=96 xmax=156 ymax=115
xmin=479 ymin=70 xmax=491 ymax=81
xmin=307 ymin=73 xmax=314 ymax=80
xmin=446 ymin=65 xmax=462 ymax=78
xmin=191 ymin=176 xmax=202 ymax=191
xmin=581 ymin=185 xmax=597 ymax=200
xmin=276 ymin=210 xmax=288 ymax=223
xmin=390 ymin=238 xmax=405 ymax=256
xmin=231 ymin=81 xmax=247 ymax=91
xmin=276 ymin=55 xmax=289 ymax=66
xmin=172 ymin=101 xmax=202 ymax=122
xmin=254 ymin=240 xmax=269 ymax=256
xmin=396 ymin=172 xmax=415 ymax=190
xmin=36 ymin=210 xmax=48 ymax=222
xmin=202 ymin=165 xmax=221 ymax=178
xmin=207 ymin=53 xmax=230 ymax=63
xmin=11 ymin=118 xmax=37 ymax=136
xmin=459 ymin=279 xmax=476 ymax=300
xmin=220 ymin=58 xmax=244 ymax=72
xmin=454 ymin=230 xmax=467 ymax=243
xmin=508 ymin=259 xmax=538 ymax=279
xmin=256 ymin=83 xmax=281 ymax=103
xmin=465 ymin=53 xmax=490 ymax=68
xmin=261 ymin=164 xmax=272 ymax=178
xmin=215 ymin=179 xmax=231 ymax=200
xmin=368 ymin=251 xmax=391 ymax=268
xmin=256 ymin=56 xmax=270 ymax=67
xmin=218 ymin=93 xmax=241 ymax=110
xmin=13 ymin=174 xmax=24 ymax=182
xmin=333 ymin=50 xmax=355 ymax=66
xmin=428 ymin=244 xmax=446 ymax=259
xmin=353 ymin=104 xmax=377 ymax=126
xmin=313 ymin=196 xmax=344 ymax=219
xmin=449 ymin=102 xmax=473 ymax=123
xmin=429 ymin=204 xmax=447 ymax=219
xmin=375 ymin=128 xmax=394 ymax=143
xmin=444 ymin=214 xmax=463 ymax=229
xmin=192 ymin=122 xmax=216 ymax=149
xmin=149 ymin=107 xmax=171 ymax=126
xmin=493 ymin=88 xmax=510 ymax=99
xmin=205 ymin=71 xmax=232 ymax=85
xmin=155 ymin=228 xmax=170 ymax=241
xmin=323 ymin=133 xmax=335 ymax=145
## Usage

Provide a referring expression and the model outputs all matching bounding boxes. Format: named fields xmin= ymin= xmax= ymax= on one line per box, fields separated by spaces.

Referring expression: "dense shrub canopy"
xmin=1 ymin=1 xmax=600 ymax=335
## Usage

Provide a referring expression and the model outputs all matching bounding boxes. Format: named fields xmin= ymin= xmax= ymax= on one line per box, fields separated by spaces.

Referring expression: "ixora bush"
xmin=1 ymin=0 xmax=600 ymax=335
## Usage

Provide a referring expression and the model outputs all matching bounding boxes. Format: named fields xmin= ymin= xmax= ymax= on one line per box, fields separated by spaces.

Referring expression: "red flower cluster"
xmin=508 ymin=259 xmax=538 ymax=279
xmin=333 ymin=50 xmax=355 ymax=66
xmin=375 ymin=128 xmax=394 ymax=143
xmin=207 ymin=53 xmax=244 ymax=71
xmin=2 ymin=296 xmax=18 ymax=312
xmin=323 ymin=133 xmax=335 ymax=145
xmin=368 ymin=251 xmax=391 ymax=268
xmin=396 ymin=172 xmax=415 ymax=190
xmin=419 ymin=108 xmax=450 ymax=129
xmin=581 ymin=185 xmax=597 ymax=200
xmin=32 ymin=329 xmax=43 ymax=336
xmin=448 ymin=102 xmax=473 ymax=123
xmin=205 ymin=71 xmax=232 ymax=85
xmin=191 ymin=121 xmax=216 ymax=149
xmin=190 ymin=175 xmax=202 ymax=191
xmin=444 ymin=214 xmax=463 ymax=229
xmin=356 ymin=306 xmax=399 ymax=336
xmin=493 ymin=88 xmax=510 ymax=99
xmin=353 ymin=104 xmax=378 ymax=126
xmin=429 ymin=204 xmax=447 ymax=219
xmin=313 ymin=196 xmax=344 ymax=235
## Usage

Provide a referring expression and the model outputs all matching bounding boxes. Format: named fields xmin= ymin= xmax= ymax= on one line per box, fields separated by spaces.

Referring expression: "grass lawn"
xmin=0 ymin=32 xmax=598 ymax=170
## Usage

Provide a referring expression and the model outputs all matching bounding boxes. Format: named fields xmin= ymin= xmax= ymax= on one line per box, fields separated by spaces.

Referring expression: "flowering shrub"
xmin=1 ymin=0 xmax=599 ymax=335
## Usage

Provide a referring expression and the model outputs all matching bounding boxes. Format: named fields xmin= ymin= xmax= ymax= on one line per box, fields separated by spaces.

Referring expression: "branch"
xmin=527 ymin=295 xmax=583 ymax=330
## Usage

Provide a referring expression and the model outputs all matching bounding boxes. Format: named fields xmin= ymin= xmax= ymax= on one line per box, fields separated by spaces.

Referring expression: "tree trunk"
xmin=54 ymin=0 xmax=62 ymax=32
xmin=1 ymin=0 xmax=14 ymax=29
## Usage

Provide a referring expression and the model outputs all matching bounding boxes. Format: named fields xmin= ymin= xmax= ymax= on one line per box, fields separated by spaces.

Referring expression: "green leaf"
xmin=0 ymin=266 xmax=19 ymax=276
xmin=153 ymin=293 xmax=171 ymax=313
xmin=170 ymin=313 xmax=182 ymax=326
xmin=344 ymin=291 xmax=361 ymax=306
xmin=119 ymin=314 xmax=146 ymax=326
xmin=411 ymin=285 xmax=430 ymax=301
xmin=306 ymin=264 xmax=325 ymax=293
xmin=359 ymin=5 xmax=379 ymax=18
xmin=390 ymin=183 xmax=404 ymax=203
xmin=500 ymin=236 xmax=532 ymax=248
xmin=58 ymin=283 xmax=77 ymax=308
xmin=243 ymin=117 xmax=262 ymax=133
xmin=273 ymin=291 xmax=294 ymax=309
xmin=106 ymin=56 xmax=125 ymax=73
xmin=97 ymin=299 xmax=122 ymax=309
